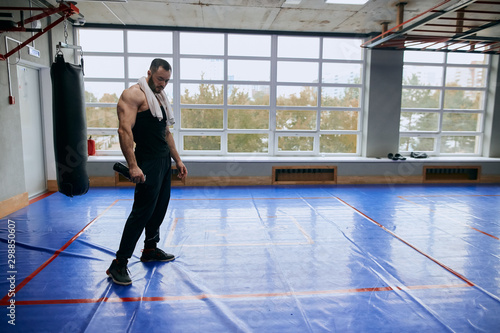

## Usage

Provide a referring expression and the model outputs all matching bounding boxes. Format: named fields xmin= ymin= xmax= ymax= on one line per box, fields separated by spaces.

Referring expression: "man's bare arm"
xmin=117 ymin=88 xmax=145 ymax=183
xmin=165 ymin=128 xmax=187 ymax=180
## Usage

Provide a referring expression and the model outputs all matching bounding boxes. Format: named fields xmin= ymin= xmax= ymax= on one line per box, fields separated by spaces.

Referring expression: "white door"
xmin=17 ymin=65 xmax=47 ymax=198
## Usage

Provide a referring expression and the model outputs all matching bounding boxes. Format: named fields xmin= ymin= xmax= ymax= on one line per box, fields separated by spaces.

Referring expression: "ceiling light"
xmin=284 ymin=0 xmax=302 ymax=4
xmin=325 ymin=0 xmax=369 ymax=4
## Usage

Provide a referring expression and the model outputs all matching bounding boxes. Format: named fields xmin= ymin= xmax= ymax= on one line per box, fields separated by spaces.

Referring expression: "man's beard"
xmin=148 ymin=77 xmax=162 ymax=93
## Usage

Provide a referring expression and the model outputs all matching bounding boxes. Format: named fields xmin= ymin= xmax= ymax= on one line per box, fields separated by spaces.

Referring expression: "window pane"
xmin=228 ymin=134 xmax=269 ymax=153
xmin=442 ymin=113 xmax=481 ymax=131
xmin=443 ymin=90 xmax=484 ymax=110
xmin=278 ymin=136 xmax=314 ymax=152
xmin=78 ymin=29 xmax=123 ymax=52
xmin=323 ymin=63 xmax=362 ymax=84
xmin=320 ymin=111 xmax=358 ymax=130
xmin=184 ymin=136 xmax=221 ymax=151
xmin=91 ymin=134 xmax=120 ymax=151
xmin=180 ymin=32 xmax=224 ymax=55
xmin=278 ymin=36 xmax=319 ymax=58
xmin=228 ymin=85 xmax=270 ymax=106
xmin=399 ymin=137 xmax=435 ymax=152
xmin=228 ymin=34 xmax=271 ymax=57
xmin=127 ymin=30 xmax=172 ymax=53
xmin=404 ymin=51 xmax=444 ymax=63
xmin=403 ymin=65 xmax=443 ymax=86
xmin=447 ymin=53 xmax=488 ymax=65
xmin=228 ymin=60 xmax=270 ymax=81
xmin=320 ymin=134 xmax=357 ymax=153
xmin=323 ymin=38 xmax=363 ymax=60
xmin=129 ymin=57 xmax=173 ymax=79
xmin=400 ymin=112 xmax=439 ymax=131
xmin=228 ymin=109 xmax=269 ymax=129
xmin=85 ymin=82 xmax=124 ymax=103
xmin=86 ymin=106 xmax=118 ymax=128
xmin=180 ymin=58 xmax=224 ymax=80
xmin=445 ymin=67 xmax=487 ymax=88
xmin=181 ymin=109 xmax=223 ymax=129
xmin=440 ymin=136 xmax=478 ymax=154
xmin=401 ymin=89 xmax=440 ymax=108
xmin=277 ymin=61 xmax=318 ymax=83
xmin=400 ymin=49 xmax=488 ymax=156
xmin=321 ymin=87 xmax=360 ymax=107
xmin=84 ymin=56 xmax=124 ymax=78
xmin=277 ymin=86 xmax=317 ymax=107
xmin=276 ymin=110 xmax=316 ymax=130
xmin=181 ymin=84 xmax=224 ymax=104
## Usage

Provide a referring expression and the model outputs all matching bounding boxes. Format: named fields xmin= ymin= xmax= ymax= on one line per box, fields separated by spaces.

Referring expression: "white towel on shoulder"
xmin=138 ymin=76 xmax=175 ymax=126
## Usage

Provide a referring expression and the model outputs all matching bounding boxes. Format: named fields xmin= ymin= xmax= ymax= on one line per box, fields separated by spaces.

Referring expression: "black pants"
xmin=116 ymin=154 xmax=172 ymax=259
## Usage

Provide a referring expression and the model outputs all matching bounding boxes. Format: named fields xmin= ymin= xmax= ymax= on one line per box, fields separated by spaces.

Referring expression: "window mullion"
xmin=223 ymin=33 xmax=228 ymax=155
xmin=315 ymin=37 xmax=323 ymax=155
xmin=172 ymin=31 xmax=182 ymax=151
xmin=270 ymin=34 xmax=278 ymax=156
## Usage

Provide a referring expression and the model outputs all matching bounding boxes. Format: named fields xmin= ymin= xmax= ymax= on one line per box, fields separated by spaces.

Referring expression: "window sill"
xmin=87 ymin=155 xmax=500 ymax=164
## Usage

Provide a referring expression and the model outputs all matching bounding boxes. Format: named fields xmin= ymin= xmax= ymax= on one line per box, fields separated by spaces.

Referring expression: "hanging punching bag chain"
xmin=63 ymin=18 xmax=69 ymax=44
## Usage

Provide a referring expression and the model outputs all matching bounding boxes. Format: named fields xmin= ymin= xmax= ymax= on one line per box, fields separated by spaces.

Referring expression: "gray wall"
xmin=484 ymin=55 xmax=500 ymax=157
xmin=362 ymin=49 xmax=404 ymax=157
xmin=88 ymin=158 xmax=500 ymax=180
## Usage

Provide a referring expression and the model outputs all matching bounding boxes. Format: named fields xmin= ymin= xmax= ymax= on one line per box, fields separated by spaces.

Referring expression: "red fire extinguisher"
xmin=88 ymin=136 xmax=96 ymax=156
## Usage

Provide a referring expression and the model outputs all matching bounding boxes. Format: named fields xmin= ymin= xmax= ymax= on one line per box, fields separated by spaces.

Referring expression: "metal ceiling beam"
xmin=453 ymin=19 xmax=500 ymax=40
xmin=361 ymin=0 xmax=478 ymax=49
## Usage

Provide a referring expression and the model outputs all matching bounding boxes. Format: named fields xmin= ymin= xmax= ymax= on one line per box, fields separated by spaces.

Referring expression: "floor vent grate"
xmin=423 ymin=166 xmax=481 ymax=183
xmin=272 ymin=166 xmax=337 ymax=185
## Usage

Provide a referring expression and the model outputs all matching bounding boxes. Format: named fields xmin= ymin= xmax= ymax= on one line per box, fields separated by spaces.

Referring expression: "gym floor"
xmin=1 ymin=184 xmax=499 ymax=332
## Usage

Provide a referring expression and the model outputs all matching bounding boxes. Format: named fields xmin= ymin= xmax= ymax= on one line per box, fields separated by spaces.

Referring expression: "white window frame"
xmin=400 ymin=52 xmax=489 ymax=156
xmin=79 ymin=28 xmax=365 ymax=157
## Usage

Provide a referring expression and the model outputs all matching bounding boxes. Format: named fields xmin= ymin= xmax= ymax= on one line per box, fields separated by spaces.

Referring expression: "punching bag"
xmin=51 ymin=53 xmax=89 ymax=197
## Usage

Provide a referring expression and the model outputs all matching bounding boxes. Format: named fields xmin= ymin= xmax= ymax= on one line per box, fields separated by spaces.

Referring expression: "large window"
xmin=400 ymin=51 xmax=489 ymax=155
xmin=78 ymin=28 xmax=364 ymax=156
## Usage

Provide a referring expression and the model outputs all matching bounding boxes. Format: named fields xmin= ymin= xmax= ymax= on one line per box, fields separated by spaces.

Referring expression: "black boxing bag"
xmin=51 ymin=53 xmax=89 ymax=197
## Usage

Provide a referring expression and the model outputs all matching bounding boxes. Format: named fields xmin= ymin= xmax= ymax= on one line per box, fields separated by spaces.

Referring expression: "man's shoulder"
xmin=121 ymin=84 xmax=146 ymax=104
xmin=124 ymin=84 xmax=144 ymax=97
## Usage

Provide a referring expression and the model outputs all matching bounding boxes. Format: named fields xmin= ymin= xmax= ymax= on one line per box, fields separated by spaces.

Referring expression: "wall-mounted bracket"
xmin=0 ymin=2 xmax=80 ymax=61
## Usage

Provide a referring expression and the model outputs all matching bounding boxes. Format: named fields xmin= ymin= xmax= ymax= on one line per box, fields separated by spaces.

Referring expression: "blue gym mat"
xmin=1 ymin=184 xmax=499 ymax=332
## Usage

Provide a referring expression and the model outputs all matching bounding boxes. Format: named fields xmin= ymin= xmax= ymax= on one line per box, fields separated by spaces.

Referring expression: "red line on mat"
xmin=170 ymin=197 xmax=335 ymax=201
xmin=334 ymin=197 xmax=476 ymax=287
xmin=28 ymin=191 xmax=55 ymax=205
xmin=0 ymin=200 xmax=121 ymax=306
xmin=468 ymin=226 xmax=500 ymax=240
xmin=14 ymin=283 xmax=471 ymax=306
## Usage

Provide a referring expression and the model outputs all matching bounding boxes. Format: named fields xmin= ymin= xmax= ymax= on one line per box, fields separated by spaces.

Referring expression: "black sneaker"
xmin=140 ymin=248 xmax=175 ymax=262
xmin=106 ymin=259 xmax=132 ymax=286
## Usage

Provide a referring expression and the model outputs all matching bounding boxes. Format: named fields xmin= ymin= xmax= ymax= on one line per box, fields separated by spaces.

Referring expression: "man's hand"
xmin=129 ymin=165 xmax=146 ymax=183
xmin=176 ymin=161 xmax=188 ymax=181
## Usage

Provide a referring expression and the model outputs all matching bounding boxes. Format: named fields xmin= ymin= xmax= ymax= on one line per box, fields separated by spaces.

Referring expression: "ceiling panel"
xmin=1 ymin=0 xmax=498 ymax=53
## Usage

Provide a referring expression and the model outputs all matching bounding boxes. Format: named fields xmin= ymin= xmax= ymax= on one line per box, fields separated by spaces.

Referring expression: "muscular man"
xmin=107 ymin=58 xmax=187 ymax=286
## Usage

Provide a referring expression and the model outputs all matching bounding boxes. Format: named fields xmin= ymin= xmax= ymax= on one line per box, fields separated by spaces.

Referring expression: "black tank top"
xmin=133 ymin=106 xmax=169 ymax=160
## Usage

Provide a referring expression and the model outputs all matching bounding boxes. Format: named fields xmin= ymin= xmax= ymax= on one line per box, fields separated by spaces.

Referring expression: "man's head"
xmin=147 ymin=58 xmax=171 ymax=93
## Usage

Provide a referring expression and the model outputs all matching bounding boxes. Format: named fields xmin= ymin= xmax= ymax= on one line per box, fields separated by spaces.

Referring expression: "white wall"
xmin=0 ymin=0 xmax=75 ymax=201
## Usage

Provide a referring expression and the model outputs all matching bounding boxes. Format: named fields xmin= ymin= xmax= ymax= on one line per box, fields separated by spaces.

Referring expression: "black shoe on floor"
xmin=140 ymin=248 xmax=175 ymax=262
xmin=106 ymin=259 xmax=132 ymax=286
